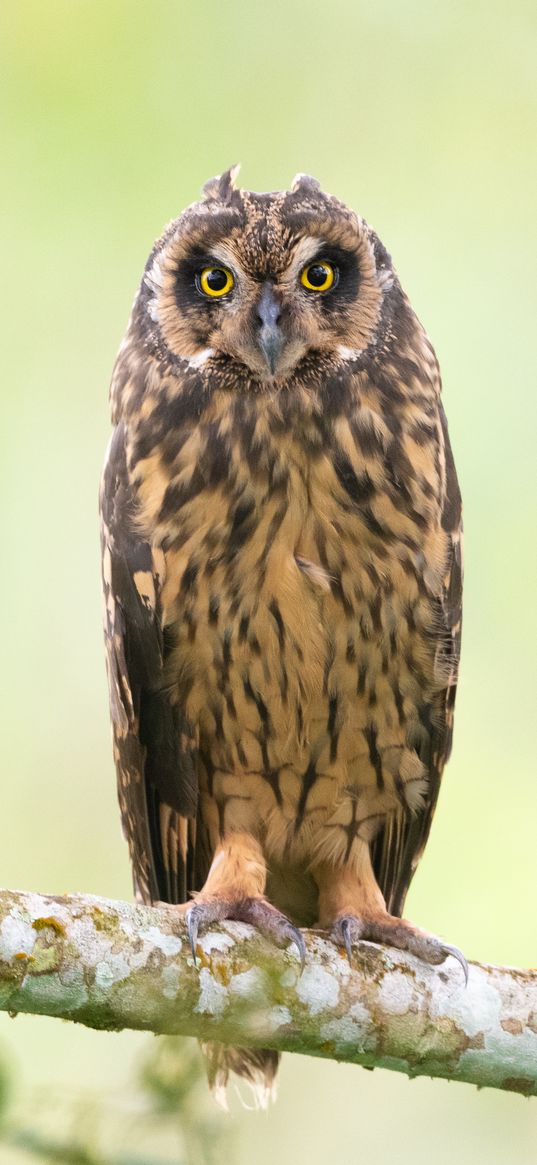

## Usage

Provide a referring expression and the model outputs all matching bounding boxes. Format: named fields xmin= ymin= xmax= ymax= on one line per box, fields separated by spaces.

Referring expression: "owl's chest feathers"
xmin=131 ymin=386 xmax=447 ymax=847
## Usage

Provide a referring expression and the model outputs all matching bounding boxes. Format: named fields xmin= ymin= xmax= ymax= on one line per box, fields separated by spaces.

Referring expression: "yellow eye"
xmin=300 ymin=261 xmax=336 ymax=293
xmin=197 ymin=266 xmax=234 ymax=297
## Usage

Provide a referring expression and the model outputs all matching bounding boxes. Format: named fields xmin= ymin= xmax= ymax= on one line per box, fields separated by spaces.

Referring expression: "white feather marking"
xmin=187 ymin=347 xmax=214 ymax=369
xmin=144 ymin=256 xmax=166 ymax=323
xmin=144 ymin=256 xmax=165 ymax=294
xmin=377 ymin=267 xmax=394 ymax=291
xmin=295 ymin=555 xmax=332 ymax=592
xmin=337 ymin=345 xmax=362 ymax=362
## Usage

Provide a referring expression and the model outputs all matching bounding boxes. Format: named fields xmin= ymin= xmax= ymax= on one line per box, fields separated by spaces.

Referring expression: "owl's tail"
xmin=200 ymin=1040 xmax=280 ymax=1109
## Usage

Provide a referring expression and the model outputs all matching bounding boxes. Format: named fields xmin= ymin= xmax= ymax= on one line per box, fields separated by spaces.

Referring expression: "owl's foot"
xmin=313 ymin=852 xmax=467 ymax=983
xmin=187 ymin=896 xmax=306 ymax=970
xmin=186 ymin=831 xmax=306 ymax=969
xmin=331 ymin=913 xmax=468 ymax=983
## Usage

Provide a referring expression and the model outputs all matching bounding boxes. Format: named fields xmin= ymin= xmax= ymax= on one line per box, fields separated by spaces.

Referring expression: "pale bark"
xmin=0 ymin=887 xmax=535 ymax=1096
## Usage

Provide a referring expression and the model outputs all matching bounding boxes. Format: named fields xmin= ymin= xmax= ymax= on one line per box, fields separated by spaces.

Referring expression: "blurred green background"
xmin=1 ymin=0 xmax=536 ymax=1160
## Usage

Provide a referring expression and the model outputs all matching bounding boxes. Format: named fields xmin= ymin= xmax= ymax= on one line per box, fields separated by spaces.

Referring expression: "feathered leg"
xmin=187 ymin=832 xmax=305 ymax=966
xmin=313 ymin=842 xmax=467 ymax=981
xmin=188 ymin=831 xmax=301 ymax=1109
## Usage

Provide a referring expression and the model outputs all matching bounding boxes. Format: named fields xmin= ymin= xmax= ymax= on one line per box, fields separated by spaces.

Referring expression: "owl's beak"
xmin=256 ymin=283 xmax=285 ymax=374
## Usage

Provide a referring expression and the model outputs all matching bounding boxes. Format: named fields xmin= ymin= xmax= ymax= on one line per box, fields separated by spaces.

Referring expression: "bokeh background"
xmin=1 ymin=0 xmax=536 ymax=1160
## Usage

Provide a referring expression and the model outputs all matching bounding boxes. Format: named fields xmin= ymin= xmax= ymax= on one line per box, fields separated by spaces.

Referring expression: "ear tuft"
xmin=290 ymin=173 xmax=322 ymax=195
xmin=202 ymin=164 xmax=241 ymax=203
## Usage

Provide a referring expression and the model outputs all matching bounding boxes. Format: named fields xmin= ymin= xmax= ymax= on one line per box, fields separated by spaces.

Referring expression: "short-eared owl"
xmin=101 ymin=167 xmax=464 ymax=1101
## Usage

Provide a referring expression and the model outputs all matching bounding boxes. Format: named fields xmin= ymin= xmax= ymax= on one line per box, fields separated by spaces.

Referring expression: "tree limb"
xmin=0 ymin=888 xmax=535 ymax=1096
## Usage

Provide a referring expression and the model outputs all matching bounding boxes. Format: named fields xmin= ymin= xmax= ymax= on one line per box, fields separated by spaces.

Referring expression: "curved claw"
xmin=186 ymin=898 xmax=306 ymax=973
xmin=187 ymin=906 xmax=201 ymax=965
xmin=288 ymin=924 xmax=307 ymax=974
xmin=340 ymin=918 xmax=354 ymax=967
xmin=442 ymin=943 xmax=469 ymax=987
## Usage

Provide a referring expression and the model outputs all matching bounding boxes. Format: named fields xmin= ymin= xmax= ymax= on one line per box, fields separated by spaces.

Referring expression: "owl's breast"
xmin=141 ymin=400 xmax=442 ymax=799
xmin=127 ymin=379 xmax=450 ymax=862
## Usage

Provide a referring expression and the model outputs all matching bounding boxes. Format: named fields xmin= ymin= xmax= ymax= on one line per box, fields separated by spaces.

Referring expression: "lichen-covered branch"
xmin=0 ymin=887 xmax=536 ymax=1096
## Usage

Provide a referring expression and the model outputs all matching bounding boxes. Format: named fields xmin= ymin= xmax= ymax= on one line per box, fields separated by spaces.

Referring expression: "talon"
xmin=341 ymin=918 xmax=353 ymax=967
xmin=187 ymin=906 xmax=200 ymax=965
xmin=442 ymin=943 xmax=469 ymax=986
xmin=289 ymin=925 xmax=307 ymax=973
xmin=185 ymin=895 xmax=304 ymax=971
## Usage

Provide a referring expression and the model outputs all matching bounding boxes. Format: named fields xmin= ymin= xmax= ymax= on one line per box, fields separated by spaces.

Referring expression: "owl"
xmin=100 ymin=167 xmax=465 ymax=1103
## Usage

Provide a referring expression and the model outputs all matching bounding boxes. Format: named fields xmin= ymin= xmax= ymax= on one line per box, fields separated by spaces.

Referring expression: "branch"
xmin=0 ymin=888 xmax=535 ymax=1096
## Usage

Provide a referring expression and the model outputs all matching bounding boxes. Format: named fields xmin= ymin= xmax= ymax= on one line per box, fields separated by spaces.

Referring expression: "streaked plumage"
xmin=100 ymin=168 xmax=463 ymax=1103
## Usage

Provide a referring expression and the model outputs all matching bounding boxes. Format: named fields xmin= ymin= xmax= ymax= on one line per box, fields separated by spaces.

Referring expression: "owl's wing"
xmin=100 ymin=422 xmax=207 ymax=906
xmin=372 ymin=405 xmax=463 ymax=917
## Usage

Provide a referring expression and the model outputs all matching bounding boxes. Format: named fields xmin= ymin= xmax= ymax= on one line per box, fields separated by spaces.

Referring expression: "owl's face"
xmin=137 ymin=167 xmax=397 ymax=386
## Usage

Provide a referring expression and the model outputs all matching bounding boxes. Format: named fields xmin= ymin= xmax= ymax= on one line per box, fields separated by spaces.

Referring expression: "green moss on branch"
xmin=0 ymin=888 xmax=536 ymax=1096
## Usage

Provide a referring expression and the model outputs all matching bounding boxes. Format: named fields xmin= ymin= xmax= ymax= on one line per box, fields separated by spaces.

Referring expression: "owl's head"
xmin=135 ymin=166 xmax=399 ymax=386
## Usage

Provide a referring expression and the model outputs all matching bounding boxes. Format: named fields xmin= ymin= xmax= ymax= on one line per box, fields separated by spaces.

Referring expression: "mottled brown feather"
xmin=371 ymin=402 xmax=462 ymax=914
xmin=101 ymin=423 xmax=203 ymax=904
xmin=101 ymin=169 xmax=462 ymax=929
